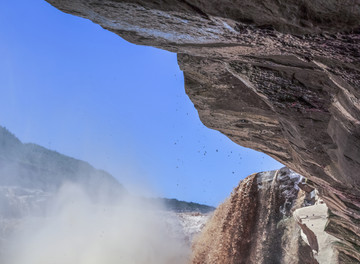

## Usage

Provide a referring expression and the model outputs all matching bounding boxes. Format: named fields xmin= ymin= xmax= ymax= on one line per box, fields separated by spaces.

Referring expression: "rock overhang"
xmin=43 ymin=0 xmax=360 ymax=261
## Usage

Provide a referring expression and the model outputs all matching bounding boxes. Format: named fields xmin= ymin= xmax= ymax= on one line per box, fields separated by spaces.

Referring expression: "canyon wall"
xmin=44 ymin=0 xmax=360 ymax=262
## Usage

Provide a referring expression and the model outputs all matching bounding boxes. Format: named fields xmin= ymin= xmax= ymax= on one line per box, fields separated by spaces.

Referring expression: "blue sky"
xmin=0 ymin=0 xmax=282 ymax=206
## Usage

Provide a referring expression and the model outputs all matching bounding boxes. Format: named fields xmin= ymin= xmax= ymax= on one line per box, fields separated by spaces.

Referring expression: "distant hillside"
xmin=0 ymin=126 xmax=124 ymax=197
xmin=152 ymin=198 xmax=215 ymax=213
xmin=0 ymin=126 xmax=215 ymax=257
xmin=0 ymin=126 xmax=214 ymax=213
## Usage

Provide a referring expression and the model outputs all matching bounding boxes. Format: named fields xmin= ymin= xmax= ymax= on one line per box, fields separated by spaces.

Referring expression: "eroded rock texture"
xmin=191 ymin=168 xmax=319 ymax=264
xmin=45 ymin=0 xmax=360 ymax=261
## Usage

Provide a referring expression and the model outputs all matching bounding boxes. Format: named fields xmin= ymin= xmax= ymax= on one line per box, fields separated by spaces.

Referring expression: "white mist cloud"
xmin=2 ymin=184 xmax=189 ymax=264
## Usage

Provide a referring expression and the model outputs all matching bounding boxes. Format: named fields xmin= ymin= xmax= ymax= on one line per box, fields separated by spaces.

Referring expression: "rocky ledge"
xmin=44 ymin=0 xmax=360 ymax=262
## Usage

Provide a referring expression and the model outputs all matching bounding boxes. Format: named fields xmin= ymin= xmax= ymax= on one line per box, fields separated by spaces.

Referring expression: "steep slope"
xmin=43 ymin=1 xmax=360 ymax=261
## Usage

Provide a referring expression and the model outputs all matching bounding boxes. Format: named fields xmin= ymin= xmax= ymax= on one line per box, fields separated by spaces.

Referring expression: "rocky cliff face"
xmin=43 ymin=1 xmax=360 ymax=262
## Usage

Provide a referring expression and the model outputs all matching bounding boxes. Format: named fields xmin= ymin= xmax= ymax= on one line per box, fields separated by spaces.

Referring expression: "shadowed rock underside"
xmin=44 ymin=0 xmax=360 ymax=262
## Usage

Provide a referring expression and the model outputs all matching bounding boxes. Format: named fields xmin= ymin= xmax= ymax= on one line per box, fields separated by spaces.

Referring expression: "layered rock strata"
xmin=44 ymin=0 xmax=360 ymax=261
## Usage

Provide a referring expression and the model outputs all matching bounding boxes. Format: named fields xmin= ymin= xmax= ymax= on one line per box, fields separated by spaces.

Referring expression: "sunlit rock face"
xmin=44 ymin=0 xmax=360 ymax=261
xmin=192 ymin=168 xmax=320 ymax=264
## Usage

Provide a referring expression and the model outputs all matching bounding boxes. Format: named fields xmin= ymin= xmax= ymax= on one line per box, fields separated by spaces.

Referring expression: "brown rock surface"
xmin=44 ymin=0 xmax=360 ymax=261
xmin=191 ymin=168 xmax=318 ymax=264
